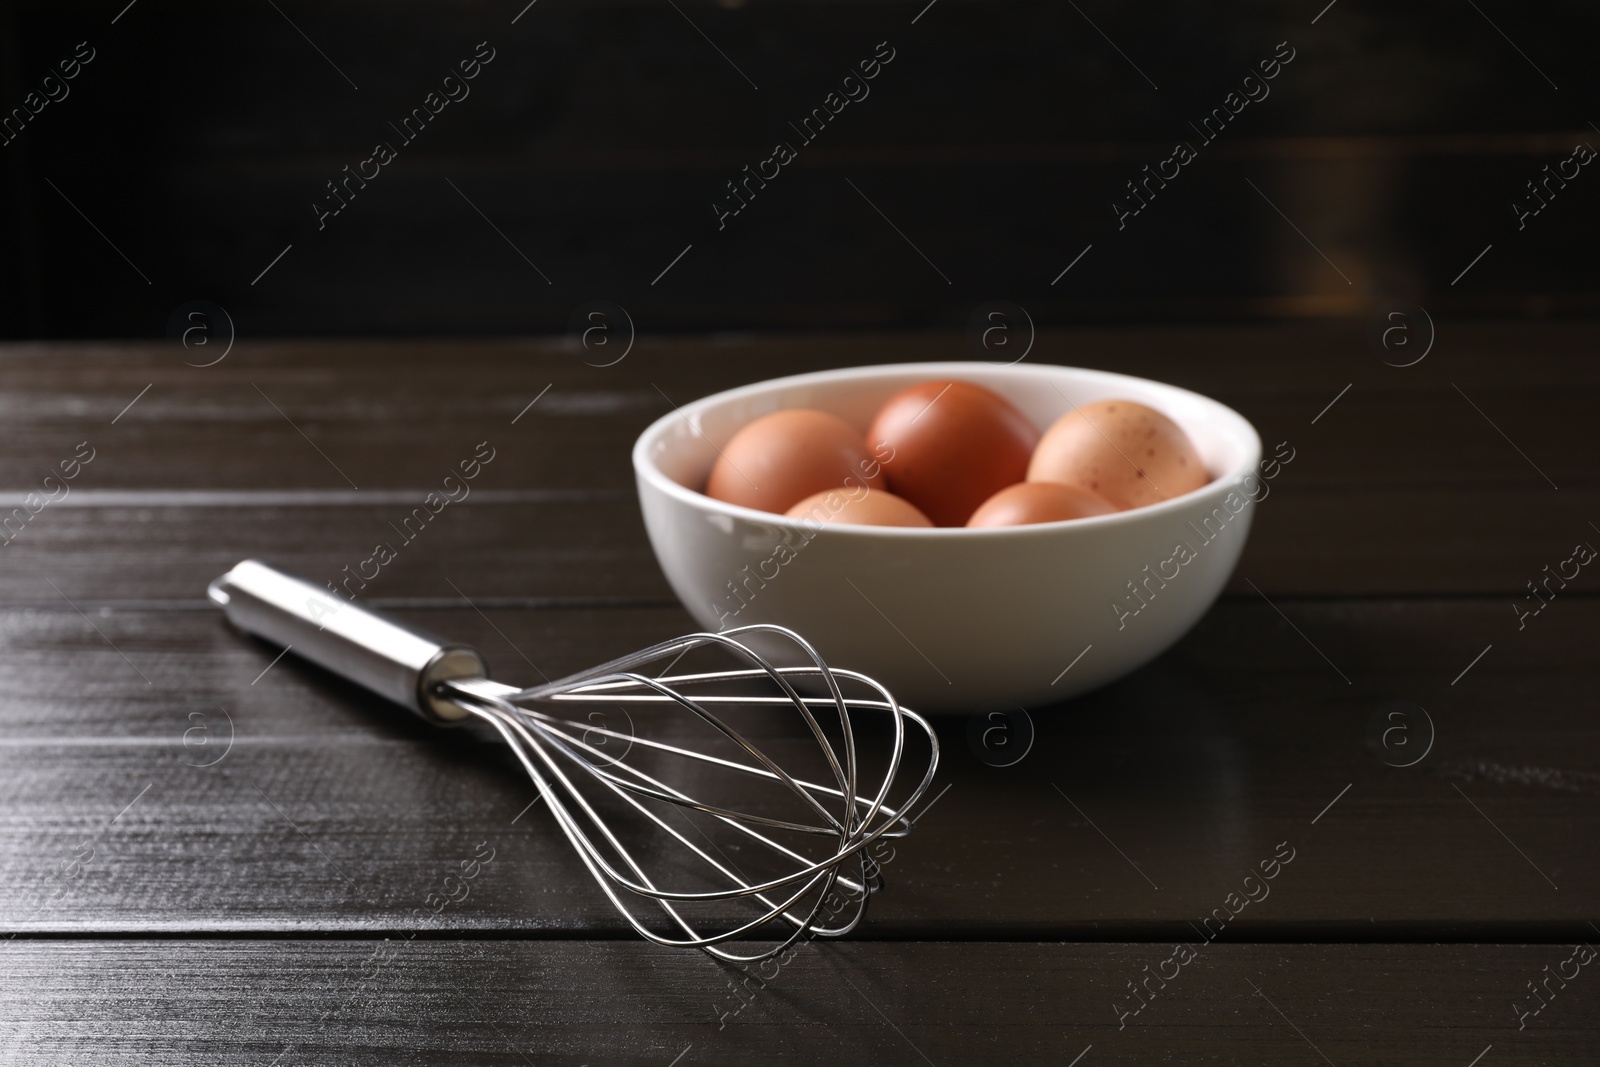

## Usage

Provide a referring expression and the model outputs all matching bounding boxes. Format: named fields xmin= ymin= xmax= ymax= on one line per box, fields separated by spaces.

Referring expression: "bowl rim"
xmin=632 ymin=361 xmax=1265 ymax=538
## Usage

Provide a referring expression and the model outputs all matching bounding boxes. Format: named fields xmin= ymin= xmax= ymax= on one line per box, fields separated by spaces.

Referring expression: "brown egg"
xmin=704 ymin=408 xmax=885 ymax=515
xmin=966 ymin=482 xmax=1117 ymax=528
xmin=867 ymin=380 xmax=1039 ymax=527
xmin=785 ymin=488 xmax=933 ymax=528
xmin=1027 ymin=399 xmax=1208 ymax=510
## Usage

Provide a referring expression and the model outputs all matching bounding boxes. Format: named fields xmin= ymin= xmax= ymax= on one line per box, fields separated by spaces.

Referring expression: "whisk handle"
xmin=207 ymin=559 xmax=487 ymax=726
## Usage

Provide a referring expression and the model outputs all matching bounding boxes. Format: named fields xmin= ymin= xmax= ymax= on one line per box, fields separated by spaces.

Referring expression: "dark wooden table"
xmin=2 ymin=323 xmax=1596 ymax=1064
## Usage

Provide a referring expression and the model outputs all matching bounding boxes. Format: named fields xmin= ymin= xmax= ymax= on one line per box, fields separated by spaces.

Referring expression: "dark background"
xmin=2 ymin=0 xmax=1597 ymax=338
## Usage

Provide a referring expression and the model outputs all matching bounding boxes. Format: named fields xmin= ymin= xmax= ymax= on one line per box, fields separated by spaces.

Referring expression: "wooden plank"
xmin=0 ymin=325 xmax=1595 ymax=492
xmin=96 ymin=153 xmax=1600 ymax=335
xmin=0 ymin=482 xmax=1594 ymax=602
xmin=2 ymin=599 xmax=1593 ymax=935
xmin=10 ymin=1 xmax=1600 ymax=333
xmin=0 ymin=940 xmax=1592 ymax=1064
xmin=1 ymin=324 xmax=1592 ymax=602
xmin=0 ymin=494 xmax=674 ymax=604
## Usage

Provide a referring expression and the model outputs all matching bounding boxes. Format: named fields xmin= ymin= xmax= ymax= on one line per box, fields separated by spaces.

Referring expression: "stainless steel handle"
xmin=208 ymin=559 xmax=486 ymax=725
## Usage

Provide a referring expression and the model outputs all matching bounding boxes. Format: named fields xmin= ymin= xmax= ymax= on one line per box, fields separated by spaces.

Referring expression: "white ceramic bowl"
xmin=633 ymin=362 xmax=1263 ymax=713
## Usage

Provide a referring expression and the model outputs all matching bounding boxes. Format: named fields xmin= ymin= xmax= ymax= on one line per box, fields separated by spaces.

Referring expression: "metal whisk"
xmin=208 ymin=560 xmax=938 ymax=962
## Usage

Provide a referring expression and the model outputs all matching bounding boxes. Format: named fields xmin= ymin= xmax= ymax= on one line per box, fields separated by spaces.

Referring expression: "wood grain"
xmin=2 ymin=327 xmax=1594 ymax=615
xmin=0 ymin=481 xmax=1595 ymax=603
xmin=1 ymin=940 xmax=1591 ymax=1065
xmin=0 ymin=325 xmax=1593 ymax=493
xmin=7 ymin=1 xmax=1600 ymax=334
xmin=2 ymin=598 xmax=1592 ymax=937
xmin=6 ymin=0 xmax=1598 ymax=1045
xmin=0 ymin=333 xmax=1591 ymax=1061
